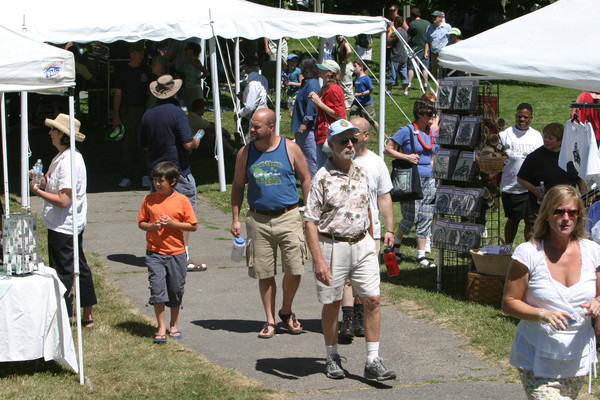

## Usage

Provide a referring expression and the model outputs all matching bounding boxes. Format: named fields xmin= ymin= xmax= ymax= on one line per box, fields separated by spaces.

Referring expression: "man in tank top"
xmin=231 ymin=108 xmax=311 ymax=339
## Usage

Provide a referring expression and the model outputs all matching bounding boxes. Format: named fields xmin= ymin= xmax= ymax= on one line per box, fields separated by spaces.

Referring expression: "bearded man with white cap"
xmin=304 ymin=119 xmax=396 ymax=381
xmin=139 ymin=75 xmax=205 ymax=272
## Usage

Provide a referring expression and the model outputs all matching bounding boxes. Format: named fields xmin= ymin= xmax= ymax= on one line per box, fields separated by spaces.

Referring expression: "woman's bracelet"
xmin=538 ymin=309 xmax=545 ymax=320
xmin=232 ymin=218 xmax=239 ymax=222
xmin=385 ymin=230 xmax=394 ymax=234
xmin=593 ymin=297 xmax=600 ymax=303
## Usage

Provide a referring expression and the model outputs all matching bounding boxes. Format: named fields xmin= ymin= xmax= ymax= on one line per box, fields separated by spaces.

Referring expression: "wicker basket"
xmin=470 ymin=236 xmax=512 ymax=276
xmin=467 ymin=272 xmax=505 ymax=307
xmin=475 ymin=153 xmax=507 ymax=175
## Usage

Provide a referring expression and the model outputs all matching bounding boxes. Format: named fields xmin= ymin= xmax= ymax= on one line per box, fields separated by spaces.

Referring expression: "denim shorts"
xmin=386 ymin=60 xmax=409 ymax=86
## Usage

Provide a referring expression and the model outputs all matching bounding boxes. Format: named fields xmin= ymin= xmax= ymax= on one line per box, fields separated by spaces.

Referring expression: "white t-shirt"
xmin=509 ymin=240 xmax=599 ymax=378
xmin=42 ymin=148 xmax=87 ymax=235
xmin=499 ymin=125 xmax=543 ymax=194
xmin=559 ymin=120 xmax=600 ymax=185
xmin=354 ymin=150 xmax=393 ymax=239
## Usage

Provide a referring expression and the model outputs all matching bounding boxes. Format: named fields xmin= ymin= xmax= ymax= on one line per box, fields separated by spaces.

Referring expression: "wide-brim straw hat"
xmin=44 ymin=113 xmax=85 ymax=142
xmin=149 ymin=75 xmax=183 ymax=99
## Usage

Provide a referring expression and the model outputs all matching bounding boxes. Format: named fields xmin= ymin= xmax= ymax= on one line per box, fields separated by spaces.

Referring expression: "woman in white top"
xmin=30 ymin=114 xmax=97 ymax=327
xmin=503 ymin=184 xmax=600 ymax=399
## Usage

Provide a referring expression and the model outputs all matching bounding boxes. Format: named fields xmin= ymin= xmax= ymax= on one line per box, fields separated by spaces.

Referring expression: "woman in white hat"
xmin=30 ymin=113 xmax=97 ymax=327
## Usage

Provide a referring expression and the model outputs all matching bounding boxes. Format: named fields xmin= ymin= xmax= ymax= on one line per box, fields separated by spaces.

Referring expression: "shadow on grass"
xmin=255 ymin=356 xmax=394 ymax=387
xmin=115 ymin=320 xmax=156 ymax=339
xmin=0 ymin=359 xmax=72 ymax=378
xmin=107 ymin=253 xmax=146 ymax=267
xmin=191 ymin=318 xmax=322 ymax=335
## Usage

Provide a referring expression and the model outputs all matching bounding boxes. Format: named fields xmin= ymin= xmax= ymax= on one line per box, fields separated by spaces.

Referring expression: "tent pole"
xmin=1 ymin=93 xmax=8 ymax=216
xmin=210 ymin=38 xmax=226 ymax=192
xmin=235 ymin=38 xmax=241 ymax=138
xmin=20 ymin=92 xmax=29 ymax=208
xmin=275 ymin=38 xmax=283 ymax=136
xmin=67 ymin=92 xmax=84 ymax=386
xmin=378 ymin=31 xmax=387 ymax=159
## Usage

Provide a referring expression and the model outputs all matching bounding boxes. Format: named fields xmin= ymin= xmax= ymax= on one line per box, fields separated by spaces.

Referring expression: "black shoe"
xmin=338 ymin=312 xmax=354 ymax=344
xmin=353 ymin=306 xmax=365 ymax=337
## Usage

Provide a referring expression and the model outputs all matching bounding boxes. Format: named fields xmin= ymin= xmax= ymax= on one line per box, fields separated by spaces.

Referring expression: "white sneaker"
xmin=403 ymin=91 xmax=409 ymax=96
xmin=142 ymin=175 xmax=151 ymax=188
xmin=118 ymin=178 xmax=132 ymax=188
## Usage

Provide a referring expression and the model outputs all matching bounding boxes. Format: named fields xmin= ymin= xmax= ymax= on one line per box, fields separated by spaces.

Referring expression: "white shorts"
xmin=314 ymin=234 xmax=380 ymax=304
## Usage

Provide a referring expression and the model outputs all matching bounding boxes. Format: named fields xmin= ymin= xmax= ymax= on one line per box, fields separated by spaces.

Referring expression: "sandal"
xmin=168 ymin=330 xmax=183 ymax=339
xmin=258 ymin=322 xmax=277 ymax=339
xmin=153 ymin=334 xmax=167 ymax=344
xmin=416 ymin=256 xmax=436 ymax=268
xmin=187 ymin=260 xmax=208 ymax=272
xmin=278 ymin=310 xmax=303 ymax=334
xmin=82 ymin=319 xmax=94 ymax=328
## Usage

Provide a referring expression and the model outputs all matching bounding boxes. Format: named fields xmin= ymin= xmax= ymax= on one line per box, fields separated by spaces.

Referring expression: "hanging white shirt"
xmin=559 ymin=120 xmax=600 ymax=185
xmin=499 ymin=125 xmax=543 ymax=194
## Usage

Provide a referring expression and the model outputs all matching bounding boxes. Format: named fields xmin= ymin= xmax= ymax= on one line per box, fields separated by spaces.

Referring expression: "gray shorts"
xmin=146 ymin=251 xmax=188 ymax=307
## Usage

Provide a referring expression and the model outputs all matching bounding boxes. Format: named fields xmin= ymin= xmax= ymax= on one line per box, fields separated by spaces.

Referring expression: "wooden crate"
xmin=466 ymin=272 xmax=506 ymax=307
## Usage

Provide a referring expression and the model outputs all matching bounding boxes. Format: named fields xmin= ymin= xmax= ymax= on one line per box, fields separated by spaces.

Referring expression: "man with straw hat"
xmin=139 ymin=75 xmax=205 ymax=272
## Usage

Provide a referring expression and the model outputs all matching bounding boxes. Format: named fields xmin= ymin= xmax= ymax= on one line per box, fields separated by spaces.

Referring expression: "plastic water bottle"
xmin=194 ymin=129 xmax=205 ymax=141
xmin=32 ymin=159 xmax=43 ymax=186
xmin=231 ymin=237 xmax=245 ymax=262
xmin=537 ymin=181 xmax=546 ymax=204
xmin=383 ymin=247 xmax=399 ymax=277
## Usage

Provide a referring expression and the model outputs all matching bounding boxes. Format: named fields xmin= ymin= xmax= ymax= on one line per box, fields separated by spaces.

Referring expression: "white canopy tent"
xmin=439 ymin=0 xmax=600 ymax=92
xmin=2 ymin=0 xmax=389 ymax=191
xmin=0 ymin=25 xmax=86 ymax=383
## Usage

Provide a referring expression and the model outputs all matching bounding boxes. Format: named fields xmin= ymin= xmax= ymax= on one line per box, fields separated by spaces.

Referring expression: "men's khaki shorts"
xmin=245 ymin=208 xmax=306 ymax=279
xmin=314 ymin=234 xmax=380 ymax=304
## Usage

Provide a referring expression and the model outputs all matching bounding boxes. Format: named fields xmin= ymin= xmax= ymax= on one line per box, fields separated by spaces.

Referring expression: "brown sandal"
xmin=258 ymin=322 xmax=277 ymax=339
xmin=278 ymin=310 xmax=302 ymax=334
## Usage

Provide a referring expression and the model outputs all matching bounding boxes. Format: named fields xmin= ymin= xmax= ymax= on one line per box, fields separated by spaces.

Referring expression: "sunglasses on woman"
xmin=337 ymin=137 xmax=359 ymax=146
xmin=552 ymin=209 xmax=579 ymax=218
xmin=423 ymin=111 xmax=437 ymax=117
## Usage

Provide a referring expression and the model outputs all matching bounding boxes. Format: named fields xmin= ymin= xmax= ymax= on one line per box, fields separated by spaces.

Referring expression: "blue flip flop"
xmin=168 ymin=330 xmax=183 ymax=339
xmin=153 ymin=334 xmax=167 ymax=343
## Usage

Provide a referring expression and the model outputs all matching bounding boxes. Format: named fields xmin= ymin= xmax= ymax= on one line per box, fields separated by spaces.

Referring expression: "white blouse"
xmin=509 ymin=239 xmax=599 ymax=378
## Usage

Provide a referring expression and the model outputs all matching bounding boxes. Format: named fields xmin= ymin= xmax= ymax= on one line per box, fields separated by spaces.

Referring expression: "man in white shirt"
xmin=235 ymin=55 xmax=268 ymax=143
xmin=499 ymin=103 xmax=543 ymax=244
xmin=337 ymin=117 xmax=395 ymax=344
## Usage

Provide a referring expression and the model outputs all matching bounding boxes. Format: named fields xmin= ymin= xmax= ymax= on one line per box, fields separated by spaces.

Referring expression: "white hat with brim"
xmin=327 ymin=119 xmax=359 ymax=141
xmin=45 ymin=113 xmax=85 ymax=142
xmin=316 ymin=60 xmax=341 ymax=74
xmin=149 ymin=75 xmax=183 ymax=99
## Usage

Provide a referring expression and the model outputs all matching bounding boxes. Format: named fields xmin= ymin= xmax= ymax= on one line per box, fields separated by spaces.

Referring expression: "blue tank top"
xmin=246 ymin=137 xmax=299 ymax=211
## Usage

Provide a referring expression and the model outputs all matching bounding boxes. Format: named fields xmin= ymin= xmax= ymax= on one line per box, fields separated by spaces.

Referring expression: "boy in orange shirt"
xmin=137 ymin=161 xmax=197 ymax=343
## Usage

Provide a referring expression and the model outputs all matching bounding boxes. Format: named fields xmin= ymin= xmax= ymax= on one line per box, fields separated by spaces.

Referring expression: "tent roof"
xmin=2 ymin=0 xmax=387 ymax=44
xmin=0 ymin=25 xmax=75 ymax=93
xmin=439 ymin=0 xmax=600 ymax=92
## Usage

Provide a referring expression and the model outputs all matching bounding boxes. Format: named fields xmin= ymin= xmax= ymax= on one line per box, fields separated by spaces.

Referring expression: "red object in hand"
xmin=383 ymin=247 xmax=399 ymax=277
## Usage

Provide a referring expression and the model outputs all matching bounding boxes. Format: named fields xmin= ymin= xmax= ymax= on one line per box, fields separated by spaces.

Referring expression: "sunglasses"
xmin=423 ymin=111 xmax=437 ymax=117
xmin=337 ymin=137 xmax=359 ymax=146
xmin=552 ymin=208 xmax=579 ymax=218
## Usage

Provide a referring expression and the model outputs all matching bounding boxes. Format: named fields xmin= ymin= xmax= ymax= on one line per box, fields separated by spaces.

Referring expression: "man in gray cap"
xmin=424 ymin=11 xmax=451 ymax=79
xmin=304 ymin=119 xmax=396 ymax=381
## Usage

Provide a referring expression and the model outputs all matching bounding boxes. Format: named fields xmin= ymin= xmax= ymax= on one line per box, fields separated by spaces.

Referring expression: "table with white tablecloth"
xmin=0 ymin=265 xmax=78 ymax=372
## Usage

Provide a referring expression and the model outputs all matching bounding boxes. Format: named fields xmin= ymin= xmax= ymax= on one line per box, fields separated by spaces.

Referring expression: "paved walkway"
xmin=34 ymin=183 xmax=526 ymax=399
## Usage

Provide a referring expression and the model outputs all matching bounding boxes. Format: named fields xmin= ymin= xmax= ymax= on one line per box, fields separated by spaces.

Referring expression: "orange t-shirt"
xmin=137 ymin=191 xmax=197 ymax=255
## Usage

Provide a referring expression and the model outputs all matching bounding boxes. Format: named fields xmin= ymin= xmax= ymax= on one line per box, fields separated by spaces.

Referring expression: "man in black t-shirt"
xmin=112 ymin=42 xmax=152 ymax=189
